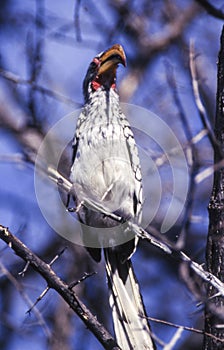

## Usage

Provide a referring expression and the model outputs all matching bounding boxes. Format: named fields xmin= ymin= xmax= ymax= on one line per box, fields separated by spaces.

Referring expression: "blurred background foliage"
xmin=0 ymin=1 xmax=224 ymax=349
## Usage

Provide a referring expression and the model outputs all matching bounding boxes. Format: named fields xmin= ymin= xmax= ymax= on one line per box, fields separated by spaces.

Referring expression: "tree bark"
xmin=204 ymin=25 xmax=224 ymax=349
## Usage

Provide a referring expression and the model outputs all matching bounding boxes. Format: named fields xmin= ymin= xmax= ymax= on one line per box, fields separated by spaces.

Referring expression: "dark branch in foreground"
xmin=204 ymin=25 xmax=224 ymax=349
xmin=0 ymin=225 xmax=120 ymax=350
xmin=195 ymin=0 xmax=224 ymax=20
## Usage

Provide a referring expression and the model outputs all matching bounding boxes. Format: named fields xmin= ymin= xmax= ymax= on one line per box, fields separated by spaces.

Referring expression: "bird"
xmin=69 ymin=44 xmax=155 ymax=350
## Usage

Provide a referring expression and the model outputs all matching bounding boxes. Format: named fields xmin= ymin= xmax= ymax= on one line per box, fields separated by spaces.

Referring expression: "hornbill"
xmin=70 ymin=44 xmax=155 ymax=350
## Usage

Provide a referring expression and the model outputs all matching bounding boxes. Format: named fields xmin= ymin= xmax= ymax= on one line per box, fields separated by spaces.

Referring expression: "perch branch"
xmin=40 ymin=166 xmax=224 ymax=299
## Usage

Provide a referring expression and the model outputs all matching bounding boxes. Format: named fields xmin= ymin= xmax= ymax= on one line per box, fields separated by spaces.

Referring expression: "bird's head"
xmin=83 ymin=44 xmax=126 ymax=102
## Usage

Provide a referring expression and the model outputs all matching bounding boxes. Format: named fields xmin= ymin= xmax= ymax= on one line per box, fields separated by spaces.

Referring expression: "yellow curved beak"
xmin=97 ymin=44 xmax=126 ymax=76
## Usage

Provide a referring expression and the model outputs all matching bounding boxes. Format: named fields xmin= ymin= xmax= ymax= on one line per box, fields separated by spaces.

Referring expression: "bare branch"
xmin=112 ymin=1 xmax=199 ymax=58
xmin=69 ymin=272 xmax=97 ymax=289
xmin=195 ymin=158 xmax=224 ymax=184
xmin=165 ymin=60 xmax=196 ymax=249
xmin=148 ymin=316 xmax=224 ymax=343
xmin=164 ymin=327 xmax=184 ymax=350
xmin=189 ymin=41 xmax=222 ymax=159
xmin=74 ymin=0 xmax=82 ymax=42
xmin=116 ymin=2 xmax=199 ymax=101
xmin=38 ymin=166 xmax=224 ymax=299
xmin=26 ymin=0 xmax=45 ymax=124
xmin=0 ymin=68 xmax=80 ymax=108
xmin=0 ymin=225 xmax=120 ymax=350
xmin=26 ymin=248 xmax=68 ymax=313
xmin=195 ymin=0 xmax=224 ymax=20
xmin=27 ymin=286 xmax=50 ymax=314
xmin=204 ymin=25 xmax=224 ymax=348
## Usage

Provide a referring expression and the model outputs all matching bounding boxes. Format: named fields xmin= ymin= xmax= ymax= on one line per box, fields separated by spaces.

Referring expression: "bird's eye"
xmin=92 ymin=57 xmax=100 ymax=67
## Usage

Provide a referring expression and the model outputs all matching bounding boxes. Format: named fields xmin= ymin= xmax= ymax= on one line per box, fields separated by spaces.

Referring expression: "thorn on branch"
xmin=69 ymin=272 xmax=97 ymax=289
xmin=26 ymin=285 xmax=50 ymax=314
xmin=18 ymin=261 xmax=30 ymax=277
xmin=48 ymin=247 xmax=68 ymax=266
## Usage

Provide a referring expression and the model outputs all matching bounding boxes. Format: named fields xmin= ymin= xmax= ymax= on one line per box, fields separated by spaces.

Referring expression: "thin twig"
xmin=148 ymin=315 xmax=224 ymax=343
xmin=0 ymin=260 xmax=51 ymax=337
xmin=27 ymin=286 xmax=50 ymax=314
xmin=195 ymin=158 xmax=224 ymax=184
xmin=0 ymin=68 xmax=80 ymax=108
xmin=18 ymin=261 xmax=30 ymax=276
xmin=189 ymin=41 xmax=222 ymax=160
xmin=164 ymin=327 xmax=184 ymax=350
xmin=49 ymin=247 xmax=67 ymax=266
xmin=165 ymin=59 xmax=197 ymax=249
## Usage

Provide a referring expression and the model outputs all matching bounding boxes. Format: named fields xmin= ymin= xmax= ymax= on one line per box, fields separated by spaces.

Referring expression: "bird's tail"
xmin=104 ymin=248 xmax=155 ymax=350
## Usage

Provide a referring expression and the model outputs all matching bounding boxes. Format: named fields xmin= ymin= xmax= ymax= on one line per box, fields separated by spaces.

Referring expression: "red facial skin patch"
xmin=91 ymin=80 xmax=101 ymax=90
xmin=91 ymin=80 xmax=116 ymax=90
xmin=91 ymin=77 xmax=116 ymax=91
xmin=91 ymin=57 xmax=116 ymax=91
